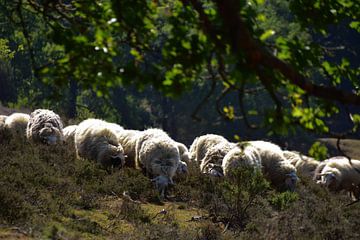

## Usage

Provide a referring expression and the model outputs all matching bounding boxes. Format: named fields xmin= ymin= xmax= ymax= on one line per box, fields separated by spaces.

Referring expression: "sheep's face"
xmin=284 ymin=171 xmax=298 ymax=192
xmin=320 ymin=172 xmax=338 ymax=190
xmin=152 ymin=175 xmax=174 ymax=198
xmin=176 ymin=161 xmax=188 ymax=174
xmin=152 ymin=157 xmax=178 ymax=178
xmin=100 ymin=144 xmax=126 ymax=169
xmin=203 ymin=163 xmax=224 ymax=177
xmin=39 ymin=124 xmax=63 ymax=145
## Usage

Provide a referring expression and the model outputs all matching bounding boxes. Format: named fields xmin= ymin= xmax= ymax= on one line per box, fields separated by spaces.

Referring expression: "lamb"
xmin=135 ymin=128 xmax=180 ymax=197
xmin=316 ymin=156 xmax=360 ymax=200
xmin=222 ymin=143 xmax=262 ymax=178
xmin=116 ymin=129 xmax=141 ymax=168
xmin=189 ymin=134 xmax=235 ymax=176
xmin=248 ymin=141 xmax=298 ymax=191
xmin=283 ymin=150 xmax=319 ymax=179
xmin=26 ymin=109 xmax=64 ymax=145
xmin=74 ymin=118 xmax=126 ymax=169
xmin=4 ymin=113 xmax=30 ymax=140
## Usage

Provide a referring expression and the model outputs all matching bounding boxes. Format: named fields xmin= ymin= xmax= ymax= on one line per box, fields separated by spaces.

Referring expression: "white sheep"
xmin=63 ymin=125 xmax=78 ymax=143
xmin=26 ymin=109 xmax=64 ymax=145
xmin=0 ymin=115 xmax=8 ymax=141
xmin=189 ymin=134 xmax=235 ymax=177
xmin=176 ymin=142 xmax=190 ymax=174
xmin=74 ymin=118 xmax=126 ymax=169
xmin=135 ymin=128 xmax=180 ymax=197
xmin=4 ymin=113 xmax=30 ymax=140
xmin=222 ymin=143 xmax=262 ymax=178
xmin=316 ymin=156 xmax=360 ymax=200
xmin=283 ymin=150 xmax=319 ymax=179
xmin=116 ymin=129 xmax=141 ymax=168
xmin=189 ymin=134 xmax=230 ymax=164
xmin=248 ymin=141 xmax=298 ymax=191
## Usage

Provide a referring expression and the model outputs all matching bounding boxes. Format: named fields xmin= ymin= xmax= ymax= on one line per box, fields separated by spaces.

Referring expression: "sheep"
xmin=0 ymin=115 xmax=8 ymax=141
xmin=0 ymin=115 xmax=8 ymax=131
xmin=63 ymin=125 xmax=78 ymax=143
xmin=26 ymin=109 xmax=64 ymax=145
xmin=283 ymin=150 xmax=319 ymax=179
xmin=74 ymin=118 xmax=126 ymax=169
xmin=0 ymin=115 xmax=7 ymax=125
xmin=4 ymin=113 xmax=30 ymax=140
xmin=189 ymin=134 xmax=236 ymax=177
xmin=189 ymin=134 xmax=230 ymax=164
xmin=116 ymin=129 xmax=141 ymax=168
xmin=316 ymin=156 xmax=360 ymax=200
xmin=135 ymin=128 xmax=180 ymax=197
xmin=222 ymin=143 xmax=262 ymax=179
xmin=248 ymin=141 xmax=298 ymax=191
xmin=176 ymin=142 xmax=190 ymax=174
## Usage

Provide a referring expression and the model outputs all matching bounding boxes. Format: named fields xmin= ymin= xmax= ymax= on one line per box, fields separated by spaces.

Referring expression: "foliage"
xmin=0 ymin=0 xmax=358 ymax=139
xmin=308 ymin=141 xmax=329 ymax=160
xmin=269 ymin=191 xmax=299 ymax=210
xmin=211 ymin=166 xmax=270 ymax=229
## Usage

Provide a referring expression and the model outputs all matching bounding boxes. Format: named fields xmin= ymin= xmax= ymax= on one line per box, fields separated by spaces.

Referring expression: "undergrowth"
xmin=0 ymin=138 xmax=360 ymax=239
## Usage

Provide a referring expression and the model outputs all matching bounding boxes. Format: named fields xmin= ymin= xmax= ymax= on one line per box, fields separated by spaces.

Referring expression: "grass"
xmin=1 ymin=137 xmax=360 ymax=239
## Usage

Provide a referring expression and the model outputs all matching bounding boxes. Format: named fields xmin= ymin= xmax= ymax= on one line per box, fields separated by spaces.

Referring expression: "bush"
xmin=210 ymin=166 xmax=269 ymax=229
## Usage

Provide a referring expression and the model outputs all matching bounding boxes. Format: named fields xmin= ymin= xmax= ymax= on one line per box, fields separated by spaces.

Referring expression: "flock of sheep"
xmin=1 ymin=109 xmax=360 ymax=200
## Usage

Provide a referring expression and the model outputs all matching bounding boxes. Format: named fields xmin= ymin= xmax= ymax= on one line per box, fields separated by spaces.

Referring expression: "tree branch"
xmin=191 ymin=59 xmax=218 ymax=122
xmin=208 ymin=0 xmax=360 ymax=105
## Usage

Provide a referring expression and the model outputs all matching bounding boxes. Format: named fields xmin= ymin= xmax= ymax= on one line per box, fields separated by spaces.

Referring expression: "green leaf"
xmin=260 ymin=29 xmax=275 ymax=41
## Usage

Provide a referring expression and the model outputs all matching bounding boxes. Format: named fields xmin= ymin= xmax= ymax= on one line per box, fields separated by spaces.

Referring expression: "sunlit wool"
xmin=316 ymin=156 xmax=360 ymax=200
xmin=26 ymin=109 xmax=64 ymax=145
xmin=4 ymin=113 xmax=30 ymax=140
xmin=248 ymin=141 xmax=298 ymax=191
xmin=63 ymin=125 xmax=78 ymax=144
xmin=116 ymin=129 xmax=141 ymax=168
xmin=74 ymin=118 xmax=126 ymax=169
xmin=283 ymin=150 xmax=319 ymax=179
xmin=135 ymin=128 xmax=180 ymax=196
xmin=189 ymin=134 xmax=235 ymax=177
xmin=222 ymin=143 xmax=262 ymax=178
xmin=175 ymin=142 xmax=190 ymax=174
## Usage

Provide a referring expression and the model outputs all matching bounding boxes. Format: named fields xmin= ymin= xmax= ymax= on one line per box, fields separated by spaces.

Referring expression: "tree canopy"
xmin=0 ymin=0 xmax=359 ymax=139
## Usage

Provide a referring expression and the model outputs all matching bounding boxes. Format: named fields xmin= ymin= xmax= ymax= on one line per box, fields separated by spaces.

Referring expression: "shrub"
xmin=210 ymin=166 xmax=270 ymax=229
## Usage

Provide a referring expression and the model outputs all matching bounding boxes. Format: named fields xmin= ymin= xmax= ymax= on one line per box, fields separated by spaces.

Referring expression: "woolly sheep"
xmin=135 ymin=128 xmax=180 ymax=197
xmin=222 ymin=143 xmax=262 ymax=178
xmin=189 ymin=134 xmax=230 ymax=164
xmin=0 ymin=115 xmax=8 ymax=130
xmin=248 ymin=141 xmax=298 ymax=191
xmin=283 ymin=150 xmax=319 ymax=179
xmin=116 ymin=129 xmax=141 ymax=168
xmin=63 ymin=125 xmax=78 ymax=143
xmin=0 ymin=115 xmax=8 ymax=141
xmin=316 ymin=156 xmax=360 ymax=200
xmin=75 ymin=118 xmax=126 ymax=169
xmin=176 ymin=142 xmax=190 ymax=174
xmin=189 ymin=134 xmax=235 ymax=177
xmin=26 ymin=109 xmax=64 ymax=145
xmin=4 ymin=113 xmax=30 ymax=140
